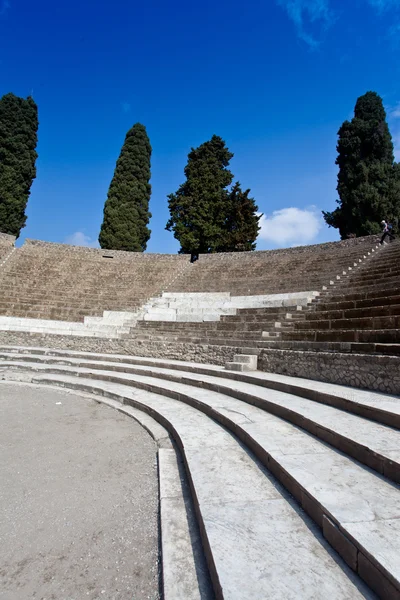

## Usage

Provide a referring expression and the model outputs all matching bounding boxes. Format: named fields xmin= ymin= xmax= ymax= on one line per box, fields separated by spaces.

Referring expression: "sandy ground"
xmin=0 ymin=383 xmax=160 ymax=600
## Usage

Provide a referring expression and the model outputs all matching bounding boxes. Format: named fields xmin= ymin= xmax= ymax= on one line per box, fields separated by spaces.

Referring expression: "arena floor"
xmin=0 ymin=384 xmax=160 ymax=600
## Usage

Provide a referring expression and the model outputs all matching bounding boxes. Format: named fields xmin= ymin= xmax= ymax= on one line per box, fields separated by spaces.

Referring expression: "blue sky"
xmin=1 ymin=0 xmax=400 ymax=252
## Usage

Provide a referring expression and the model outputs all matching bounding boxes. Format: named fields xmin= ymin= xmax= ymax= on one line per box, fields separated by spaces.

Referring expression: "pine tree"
xmin=166 ymin=135 xmax=259 ymax=253
xmin=99 ymin=123 xmax=152 ymax=251
xmin=220 ymin=182 xmax=261 ymax=251
xmin=0 ymin=93 xmax=38 ymax=237
xmin=323 ymin=91 xmax=399 ymax=239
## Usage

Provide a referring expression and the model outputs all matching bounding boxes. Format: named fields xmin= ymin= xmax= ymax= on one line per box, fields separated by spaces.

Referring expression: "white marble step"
xmin=1 ymin=345 xmax=398 ymax=428
xmin=0 ymin=358 xmax=397 ymax=597
xmin=139 ymin=291 xmax=320 ymax=322
xmin=2 ymin=352 xmax=396 ymax=480
xmin=4 ymin=369 xmax=373 ymax=600
xmin=0 ymin=316 xmax=130 ymax=337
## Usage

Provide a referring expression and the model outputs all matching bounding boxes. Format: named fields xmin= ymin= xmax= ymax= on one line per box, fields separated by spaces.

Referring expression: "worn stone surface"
xmin=2 ymin=357 xmax=398 ymax=594
xmin=0 ymin=383 xmax=160 ymax=600
xmin=0 ymin=232 xmax=16 ymax=246
xmin=259 ymin=348 xmax=400 ymax=395
xmin=159 ymin=449 xmax=214 ymax=600
xmin=0 ymin=328 xmax=399 ymax=395
xmin=0 ymin=331 xmax=239 ymax=364
xmin=26 ymin=374 xmax=375 ymax=599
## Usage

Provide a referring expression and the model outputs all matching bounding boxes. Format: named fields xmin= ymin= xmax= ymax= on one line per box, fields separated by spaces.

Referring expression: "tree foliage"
xmin=323 ymin=91 xmax=400 ymax=238
xmin=0 ymin=93 xmax=38 ymax=237
xmin=219 ymin=182 xmax=260 ymax=251
xmin=166 ymin=135 xmax=260 ymax=253
xmin=99 ymin=123 xmax=152 ymax=251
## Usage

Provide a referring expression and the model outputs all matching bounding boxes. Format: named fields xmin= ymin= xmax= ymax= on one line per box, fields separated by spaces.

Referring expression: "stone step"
xmin=307 ymin=303 xmax=400 ymax=321
xmin=257 ymin=339 xmax=400 ymax=356
xmin=296 ymin=315 xmax=400 ymax=331
xmin=132 ymin=330 xmax=266 ymax=342
xmin=313 ymin=295 xmax=400 ymax=312
xmin=1 ymin=346 xmax=397 ymax=426
xmin=281 ymin=328 xmax=400 ymax=343
xmin=221 ymin=311 xmax=306 ymax=323
xmin=225 ymin=353 xmax=258 ymax=372
xmin=347 ymin=268 xmax=400 ymax=283
xmin=137 ymin=321 xmax=294 ymax=333
xmin=325 ymin=287 xmax=400 ymax=305
xmin=335 ymin=278 xmax=400 ymax=293
xmin=0 ymin=293 xmax=145 ymax=306
xmin=0 ymin=353 xmax=398 ymax=597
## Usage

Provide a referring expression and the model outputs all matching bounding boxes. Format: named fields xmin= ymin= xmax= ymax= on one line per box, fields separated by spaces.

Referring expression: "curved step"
xmin=1 ymin=351 xmax=399 ymax=482
xmin=0 ymin=374 xmax=371 ymax=600
xmin=0 ymin=355 xmax=399 ymax=598
xmin=1 ymin=346 xmax=399 ymax=428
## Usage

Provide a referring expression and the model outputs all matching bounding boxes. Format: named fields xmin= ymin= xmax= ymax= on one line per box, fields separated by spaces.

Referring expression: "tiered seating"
xmin=262 ymin=239 xmax=400 ymax=355
xmin=169 ymin=236 xmax=380 ymax=295
xmin=0 ymin=240 xmax=188 ymax=322
xmin=0 ymin=348 xmax=398 ymax=598
xmin=133 ymin=236 xmax=384 ymax=350
xmin=134 ymin=304 xmax=305 ymax=349
xmin=0 ymin=232 xmax=15 ymax=263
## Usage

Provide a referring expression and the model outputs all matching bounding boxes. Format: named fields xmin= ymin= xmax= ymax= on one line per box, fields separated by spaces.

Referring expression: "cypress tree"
xmin=166 ymin=135 xmax=259 ymax=254
xmin=220 ymin=182 xmax=261 ymax=251
xmin=323 ymin=91 xmax=399 ymax=238
xmin=0 ymin=93 xmax=38 ymax=237
xmin=99 ymin=123 xmax=152 ymax=251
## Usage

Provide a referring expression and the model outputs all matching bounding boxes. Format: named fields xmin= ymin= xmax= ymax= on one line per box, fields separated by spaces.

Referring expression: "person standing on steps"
xmin=380 ymin=220 xmax=395 ymax=245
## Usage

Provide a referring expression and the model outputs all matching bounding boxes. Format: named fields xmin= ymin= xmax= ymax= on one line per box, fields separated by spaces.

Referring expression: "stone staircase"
xmin=261 ymin=240 xmax=400 ymax=354
xmin=168 ymin=235 xmax=382 ymax=295
xmin=0 ymin=346 xmax=398 ymax=598
xmin=130 ymin=240 xmax=400 ymax=358
xmin=0 ymin=240 xmax=188 ymax=322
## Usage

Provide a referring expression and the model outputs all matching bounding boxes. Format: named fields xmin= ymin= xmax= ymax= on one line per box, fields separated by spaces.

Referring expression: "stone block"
xmin=358 ymin=552 xmax=399 ymax=600
xmin=322 ymin=516 xmax=358 ymax=571
xmin=144 ymin=310 xmax=177 ymax=322
xmin=233 ymin=354 xmax=258 ymax=370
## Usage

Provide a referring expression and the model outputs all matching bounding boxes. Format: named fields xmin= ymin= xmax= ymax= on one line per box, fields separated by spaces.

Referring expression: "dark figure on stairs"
xmin=380 ymin=220 xmax=395 ymax=245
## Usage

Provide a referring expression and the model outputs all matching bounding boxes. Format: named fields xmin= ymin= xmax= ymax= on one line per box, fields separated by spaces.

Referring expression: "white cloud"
xmin=366 ymin=0 xmax=400 ymax=12
xmin=276 ymin=1 xmax=400 ymax=47
xmin=257 ymin=207 xmax=322 ymax=247
xmin=390 ymin=103 xmax=400 ymax=119
xmin=64 ymin=231 xmax=99 ymax=248
xmin=275 ymin=0 xmax=335 ymax=48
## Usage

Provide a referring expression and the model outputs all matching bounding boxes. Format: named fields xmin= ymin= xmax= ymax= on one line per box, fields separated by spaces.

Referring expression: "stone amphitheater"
xmin=0 ymin=231 xmax=399 ymax=599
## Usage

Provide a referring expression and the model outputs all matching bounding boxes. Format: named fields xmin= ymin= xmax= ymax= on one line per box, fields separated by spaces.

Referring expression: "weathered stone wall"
xmin=0 ymin=331 xmax=238 ymax=365
xmin=25 ymin=239 xmax=186 ymax=262
xmin=259 ymin=349 xmax=400 ymax=395
xmin=0 ymin=330 xmax=398 ymax=395
xmin=0 ymin=233 xmax=16 ymax=246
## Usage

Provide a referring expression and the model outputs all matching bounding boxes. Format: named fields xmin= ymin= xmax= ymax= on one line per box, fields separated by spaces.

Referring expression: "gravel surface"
xmin=0 ymin=383 xmax=160 ymax=600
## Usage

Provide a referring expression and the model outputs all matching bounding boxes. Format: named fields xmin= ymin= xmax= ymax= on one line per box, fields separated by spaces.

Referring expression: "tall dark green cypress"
xmin=323 ymin=91 xmax=399 ymax=238
xmin=0 ymin=93 xmax=38 ymax=237
xmin=166 ymin=135 xmax=234 ymax=254
xmin=99 ymin=123 xmax=152 ymax=251
xmin=166 ymin=135 xmax=259 ymax=254
xmin=220 ymin=182 xmax=261 ymax=252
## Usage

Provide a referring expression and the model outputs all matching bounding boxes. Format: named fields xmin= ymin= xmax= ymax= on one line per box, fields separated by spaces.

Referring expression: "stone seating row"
xmin=0 ymin=236 xmax=381 ymax=323
xmin=0 ymin=240 xmax=188 ymax=321
xmin=276 ymin=241 xmax=400 ymax=348
xmin=0 ymin=347 xmax=398 ymax=599
xmin=168 ymin=237 xmax=381 ymax=295
xmin=125 ymin=242 xmax=399 ymax=362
